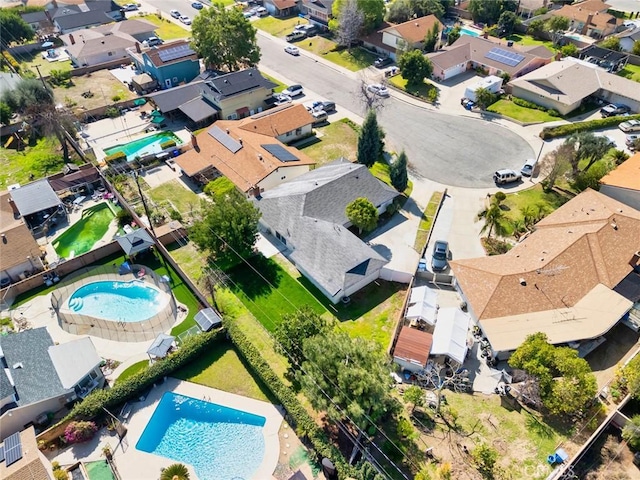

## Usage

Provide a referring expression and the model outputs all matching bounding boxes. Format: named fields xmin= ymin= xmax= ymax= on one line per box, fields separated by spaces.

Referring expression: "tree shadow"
xmin=226 ymin=254 xmax=282 ymax=300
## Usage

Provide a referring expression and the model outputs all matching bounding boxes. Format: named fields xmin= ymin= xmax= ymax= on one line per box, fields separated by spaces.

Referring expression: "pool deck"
xmin=47 ymin=378 xmax=283 ymax=480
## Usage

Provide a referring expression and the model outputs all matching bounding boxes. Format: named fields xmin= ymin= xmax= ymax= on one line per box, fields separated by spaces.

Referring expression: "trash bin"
xmin=322 ymin=458 xmax=337 ymax=479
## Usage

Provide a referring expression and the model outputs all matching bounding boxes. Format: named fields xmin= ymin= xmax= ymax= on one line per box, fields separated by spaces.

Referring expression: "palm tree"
xmin=160 ymin=463 xmax=190 ymax=480
xmin=477 ymin=203 xmax=506 ymax=238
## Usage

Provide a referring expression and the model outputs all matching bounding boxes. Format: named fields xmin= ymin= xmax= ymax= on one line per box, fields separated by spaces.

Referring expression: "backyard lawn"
xmin=114 ymin=360 xmax=148 ymax=384
xmin=136 ymin=14 xmax=190 ymax=40
xmin=323 ymin=47 xmax=377 ymax=71
xmin=505 ymin=33 xmax=556 ymax=51
xmin=16 ymin=50 xmax=72 ymax=77
xmin=174 ymin=341 xmax=274 ymax=401
xmin=618 ymin=63 xmax=640 ymax=83
xmin=227 ymin=254 xmax=327 ymax=332
xmin=0 ymin=137 xmax=69 ymax=190
xmin=302 ymin=118 xmax=359 ymax=164
xmin=253 ymin=16 xmax=302 ymax=37
xmin=147 ymin=179 xmax=201 ymax=217
xmin=487 ymin=99 xmax=560 ymax=123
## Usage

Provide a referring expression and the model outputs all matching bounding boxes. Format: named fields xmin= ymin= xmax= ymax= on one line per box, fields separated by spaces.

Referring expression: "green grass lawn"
xmin=505 ymin=33 xmax=556 ymax=51
xmin=323 ymin=47 xmax=377 ymax=71
xmin=413 ymin=191 xmax=444 ymax=252
xmin=302 ymin=118 xmax=359 ymax=164
xmin=1 ymin=137 xmax=68 ymax=190
xmin=499 ymin=184 xmax=569 ymax=235
xmin=260 ymin=71 xmax=286 ymax=92
xmin=137 ymin=14 xmax=189 ymax=40
xmin=174 ymin=341 xmax=274 ymax=401
xmin=618 ymin=63 xmax=640 ymax=83
xmin=227 ymin=254 xmax=327 ymax=332
xmin=147 ymin=179 xmax=201 ymax=216
xmin=389 ymin=75 xmax=439 ymax=103
xmin=253 ymin=16 xmax=302 ymax=37
xmin=369 ymin=160 xmax=413 ymax=198
xmin=114 ymin=360 xmax=148 ymax=384
xmin=487 ymin=99 xmax=560 ymax=123
xmin=16 ymin=50 xmax=72 ymax=77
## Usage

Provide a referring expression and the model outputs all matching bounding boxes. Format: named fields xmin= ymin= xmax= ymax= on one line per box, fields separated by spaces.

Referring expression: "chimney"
xmin=135 ymin=42 xmax=141 ymax=53
xmin=1 ymin=233 xmax=6 ymax=244
xmin=555 ymin=51 xmax=562 ymax=61
xmin=631 ymin=251 xmax=640 ymax=268
xmin=226 ymin=128 xmax=230 ymax=134
xmin=238 ymin=138 xmax=243 ymax=145
xmin=583 ymin=14 xmax=593 ymax=34
xmin=51 ymin=0 xmax=58 ymax=8
xmin=69 ymin=33 xmax=75 ymax=45
xmin=8 ymin=198 xmax=19 ymax=217
xmin=191 ymin=131 xmax=199 ymax=152
xmin=258 ymin=154 xmax=263 ymax=161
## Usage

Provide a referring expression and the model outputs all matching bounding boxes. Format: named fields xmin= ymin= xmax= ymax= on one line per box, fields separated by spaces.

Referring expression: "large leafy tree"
xmin=447 ymin=25 xmax=461 ymax=46
xmin=398 ymin=49 xmax=433 ymax=85
xmin=189 ymin=190 xmax=261 ymax=269
xmin=356 ymin=109 xmax=382 ymax=167
xmin=601 ymin=36 xmax=621 ymax=51
xmin=468 ymin=0 xmax=517 ymax=25
xmin=274 ymin=306 xmax=333 ymax=369
xmin=497 ymin=11 xmax=519 ymax=36
xmin=346 ymin=197 xmax=379 ymax=233
xmin=386 ymin=0 xmax=413 ymax=23
xmin=386 ymin=0 xmax=447 ymax=22
xmin=331 ymin=0 xmax=384 ymax=33
xmin=298 ymin=330 xmax=393 ymax=427
xmin=622 ymin=415 xmax=640 ymax=450
xmin=0 ymin=9 xmax=34 ymax=48
xmin=565 ymin=132 xmax=614 ymax=174
xmin=545 ymin=16 xmax=570 ymax=46
xmin=413 ymin=0 xmax=447 ymax=19
xmin=423 ymin=23 xmax=440 ymax=53
xmin=390 ymin=150 xmax=408 ymax=192
xmin=335 ymin=0 xmax=364 ymax=49
xmin=191 ymin=3 xmax=260 ymax=72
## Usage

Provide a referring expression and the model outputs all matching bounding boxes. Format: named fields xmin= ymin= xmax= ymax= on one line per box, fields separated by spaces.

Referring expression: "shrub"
xmin=2 ymin=51 xmax=20 ymax=73
xmin=512 ymin=97 xmax=548 ymax=112
xmin=160 ymin=140 xmax=177 ymax=150
xmin=49 ymin=69 xmax=71 ymax=86
xmin=540 ymin=114 xmax=640 ymax=139
xmin=116 ymin=208 xmax=133 ymax=227
xmin=548 ymin=109 xmax=560 ymax=117
xmin=426 ymin=86 xmax=438 ymax=103
xmin=396 ymin=417 xmax=415 ymax=439
xmin=103 ymin=151 xmax=126 ymax=164
xmin=53 ymin=470 xmax=68 ymax=480
xmin=105 ymin=106 xmax=120 ymax=118
xmin=111 ymin=94 xmax=122 ymax=102
xmin=64 ymin=421 xmax=97 ymax=444
xmin=62 ymin=330 xmax=221 ymax=421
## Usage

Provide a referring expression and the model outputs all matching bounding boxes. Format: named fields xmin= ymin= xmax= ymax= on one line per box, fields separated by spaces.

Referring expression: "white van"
xmin=256 ymin=6 xmax=268 ymax=17
xmin=520 ymin=158 xmax=538 ymax=177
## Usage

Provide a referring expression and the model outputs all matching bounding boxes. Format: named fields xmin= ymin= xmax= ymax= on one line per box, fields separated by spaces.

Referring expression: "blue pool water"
xmin=104 ymin=131 xmax=182 ymax=161
xmin=68 ymin=281 xmax=165 ymax=322
xmin=136 ymin=393 xmax=266 ymax=480
xmin=460 ymin=26 xmax=481 ymax=37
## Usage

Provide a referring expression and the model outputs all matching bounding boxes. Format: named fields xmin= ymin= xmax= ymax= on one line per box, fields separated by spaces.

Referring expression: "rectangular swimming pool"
xmin=104 ymin=131 xmax=182 ymax=161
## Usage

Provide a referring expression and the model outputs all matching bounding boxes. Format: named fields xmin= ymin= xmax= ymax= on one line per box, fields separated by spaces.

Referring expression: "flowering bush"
xmin=64 ymin=421 xmax=97 ymax=444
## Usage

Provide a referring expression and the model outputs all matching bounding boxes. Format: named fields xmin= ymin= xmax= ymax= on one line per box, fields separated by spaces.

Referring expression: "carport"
xmin=405 ymin=285 xmax=439 ymax=326
xmin=8 ymin=179 xmax=65 ymax=234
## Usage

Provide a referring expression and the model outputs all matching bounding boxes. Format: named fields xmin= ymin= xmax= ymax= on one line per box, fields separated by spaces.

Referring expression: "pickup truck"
xmin=286 ymin=30 xmax=306 ymax=42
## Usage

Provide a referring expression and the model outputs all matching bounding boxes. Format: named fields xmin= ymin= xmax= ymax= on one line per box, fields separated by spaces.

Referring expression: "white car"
xmin=179 ymin=15 xmax=192 ymax=25
xmin=282 ymin=84 xmax=304 ymax=97
xmin=170 ymin=9 xmax=181 ymax=18
xmin=366 ymin=84 xmax=390 ymax=97
xmin=284 ymin=45 xmax=299 ymax=56
xmin=619 ymin=119 xmax=640 ymax=133
xmin=273 ymin=93 xmax=292 ymax=105
xmin=123 ymin=3 xmax=138 ymax=11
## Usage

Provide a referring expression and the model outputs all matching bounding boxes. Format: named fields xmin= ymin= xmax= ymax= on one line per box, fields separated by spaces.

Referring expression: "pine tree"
xmin=357 ymin=110 xmax=381 ymax=167
xmin=390 ymin=150 xmax=408 ymax=192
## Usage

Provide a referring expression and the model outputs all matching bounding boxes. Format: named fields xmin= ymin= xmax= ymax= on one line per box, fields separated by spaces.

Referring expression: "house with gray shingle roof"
xmin=256 ymin=159 xmax=399 ymax=303
xmin=0 ymin=328 xmax=104 ymax=439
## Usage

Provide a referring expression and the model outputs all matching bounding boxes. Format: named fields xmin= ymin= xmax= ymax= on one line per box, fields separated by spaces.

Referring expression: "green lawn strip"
xmin=618 ymin=63 xmax=640 ymax=83
xmin=226 ymin=254 xmax=327 ymax=332
xmin=0 ymin=137 xmax=69 ymax=190
xmin=174 ymin=340 xmax=275 ymax=401
xmin=487 ymin=99 xmax=559 ymax=123
xmin=136 ymin=14 xmax=189 ymax=40
xmin=369 ymin=160 xmax=413 ymax=197
xmin=147 ymin=179 xmax=201 ymax=216
xmin=389 ymin=75 xmax=439 ymax=102
xmin=260 ymin=71 xmax=287 ymax=92
xmin=253 ymin=16 xmax=302 ymax=37
xmin=323 ymin=47 xmax=377 ymax=71
xmin=302 ymin=119 xmax=359 ymax=164
xmin=114 ymin=360 xmax=148 ymax=384
xmin=413 ymin=192 xmax=444 ymax=252
xmin=498 ymin=184 xmax=569 ymax=236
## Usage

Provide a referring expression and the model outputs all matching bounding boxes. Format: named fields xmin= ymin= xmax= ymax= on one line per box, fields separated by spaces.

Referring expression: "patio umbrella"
xmin=42 ymin=41 xmax=54 ymax=48
xmin=150 ymin=116 xmax=165 ymax=124
xmin=133 ymin=98 xmax=147 ymax=106
xmin=150 ymin=110 xmax=162 ymax=117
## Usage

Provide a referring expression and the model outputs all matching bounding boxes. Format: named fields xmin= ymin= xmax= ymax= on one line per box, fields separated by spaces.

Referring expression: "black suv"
xmin=600 ymin=103 xmax=631 ymax=117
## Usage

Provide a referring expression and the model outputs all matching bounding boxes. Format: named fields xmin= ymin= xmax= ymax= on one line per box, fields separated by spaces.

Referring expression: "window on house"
xmin=286 ymin=131 xmax=292 ymax=136
xmin=295 ymin=128 xmax=302 ymax=135
xmin=108 ymin=52 xmax=113 ymax=56
xmin=227 ymin=113 xmax=238 ymax=120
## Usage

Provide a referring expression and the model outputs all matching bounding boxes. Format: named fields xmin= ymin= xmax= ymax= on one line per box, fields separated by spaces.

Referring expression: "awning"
xmin=133 ymin=98 xmax=147 ymax=106
xmin=431 ymin=308 xmax=470 ymax=365
xmin=150 ymin=116 xmax=165 ymax=124
xmin=9 ymin=179 xmax=62 ymax=216
xmin=236 ymin=106 xmax=249 ymax=116
xmin=405 ymin=285 xmax=439 ymax=325
xmin=147 ymin=333 xmax=175 ymax=359
xmin=150 ymin=110 xmax=162 ymax=117
xmin=115 ymin=229 xmax=155 ymax=255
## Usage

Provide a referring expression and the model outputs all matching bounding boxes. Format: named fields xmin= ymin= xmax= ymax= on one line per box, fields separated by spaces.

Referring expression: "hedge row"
xmin=63 ymin=329 xmax=224 ymax=421
xmin=224 ymin=319 xmax=370 ymax=479
xmin=540 ymin=113 xmax=640 ymax=139
xmin=512 ymin=97 xmax=560 ymax=117
xmin=104 ymin=151 xmax=126 ymax=163
xmin=160 ymin=140 xmax=177 ymax=150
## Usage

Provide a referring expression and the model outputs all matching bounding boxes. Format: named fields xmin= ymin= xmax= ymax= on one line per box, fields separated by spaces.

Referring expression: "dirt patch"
xmin=52 ymin=69 xmax=135 ymax=113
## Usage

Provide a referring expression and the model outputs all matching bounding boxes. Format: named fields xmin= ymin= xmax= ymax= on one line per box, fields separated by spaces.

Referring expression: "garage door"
xmin=445 ymin=63 xmax=467 ymax=80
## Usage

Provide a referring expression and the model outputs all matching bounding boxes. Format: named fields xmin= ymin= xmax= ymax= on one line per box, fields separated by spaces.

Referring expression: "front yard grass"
xmin=174 ymin=341 xmax=275 ymax=401
xmin=389 ymin=75 xmax=439 ymax=103
xmin=487 ymin=99 xmax=560 ymax=123
xmin=369 ymin=160 xmax=413 ymax=197
xmin=147 ymin=179 xmax=201 ymax=217
xmin=253 ymin=15 xmax=302 ymax=37
xmin=136 ymin=14 xmax=190 ymax=40
xmin=227 ymin=254 xmax=327 ymax=332
xmin=302 ymin=118 xmax=359 ymax=164
xmin=323 ymin=47 xmax=377 ymax=71
xmin=499 ymin=184 xmax=569 ymax=236
xmin=618 ymin=63 xmax=640 ymax=83
xmin=413 ymin=191 xmax=444 ymax=252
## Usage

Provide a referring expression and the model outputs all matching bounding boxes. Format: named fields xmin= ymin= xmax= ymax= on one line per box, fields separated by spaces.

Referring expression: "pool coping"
xmin=114 ymin=377 xmax=283 ymax=480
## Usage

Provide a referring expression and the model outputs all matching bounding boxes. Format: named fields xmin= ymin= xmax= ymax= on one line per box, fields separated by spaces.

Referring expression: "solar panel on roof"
xmin=4 ymin=432 xmax=22 ymax=467
xmin=157 ymin=44 xmax=195 ymax=63
xmin=261 ymin=144 xmax=299 ymax=162
xmin=208 ymin=126 xmax=243 ymax=153
xmin=485 ymin=47 xmax=525 ymax=67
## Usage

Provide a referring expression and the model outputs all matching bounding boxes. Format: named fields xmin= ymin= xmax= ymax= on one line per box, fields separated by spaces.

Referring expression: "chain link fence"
xmin=50 ymin=263 xmax=177 ymax=342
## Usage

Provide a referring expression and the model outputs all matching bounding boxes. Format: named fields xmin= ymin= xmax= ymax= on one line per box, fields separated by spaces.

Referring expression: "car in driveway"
xmin=145 ymin=36 xmax=163 ymax=47
xmin=627 ymin=134 xmax=640 ymax=150
xmin=273 ymin=93 xmax=292 ymax=105
xmin=493 ymin=169 xmax=521 ymax=185
xmin=284 ymin=45 xmax=300 ymax=56
xmin=366 ymin=84 xmax=390 ymax=97
xmin=179 ymin=15 xmax=192 ymax=25
xmin=191 ymin=2 xmax=204 ymax=9
xmin=619 ymin=119 xmax=640 ymax=133
xmin=374 ymin=57 xmax=393 ymax=68
xmin=600 ymin=103 xmax=631 ymax=117
xmin=282 ymin=84 xmax=304 ymax=97
xmin=431 ymin=240 xmax=449 ymax=272
xmin=314 ymin=101 xmax=336 ymax=112
xmin=170 ymin=9 xmax=181 ymax=18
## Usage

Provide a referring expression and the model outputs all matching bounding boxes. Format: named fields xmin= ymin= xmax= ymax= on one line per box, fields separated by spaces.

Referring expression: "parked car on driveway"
xmin=317 ymin=101 xmax=336 ymax=112
xmin=374 ymin=57 xmax=393 ymax=68
xmin=283 ymin=84 xmax=304 ymax=97
xmin=493 ymin=169 xmax=521 ymax=185
xmin=626 ymin=134 xmax=639 ymax=150
xmin=145 ymin=36 xmax=163 ymax=46
xmin=431 ymin=240 xmax=449 ymax=272
xmin=600 ymin=103 xmax=630 ymax=117
xmin=284 ymin=45 xmax=300 ymax=56
xmin=619 ymin=119 xmax=640 ymax=133
xmin=170 ymin=9 xmax=181 ymax=18
xmin=366 ymin=84 xmax=390 ymax=97
xmin=286 ymin=31 xmax=306 ymax=42
xmin=274 ymin=93 xmax=292 ymax=105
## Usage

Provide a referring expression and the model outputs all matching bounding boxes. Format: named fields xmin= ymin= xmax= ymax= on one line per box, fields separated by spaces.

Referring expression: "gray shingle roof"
xmin=205 ymin=68 xmax=277 ymax=100
xmin=55 ymin=10 xmax=114 ymax=30
xmin=148 ymin=82 xmax=208 ymax=113
xmin=115 ymin=228 xmax=155 ymax=255
xmin=178 ymin=97 xmax=219 ymax=122
xmin=9 ymin=179 xmax=62 ymax=216
xmin=20 ymin=11 xmax=48 ymax=24
xmin=0 ymin=328 xmax=69 ymax=408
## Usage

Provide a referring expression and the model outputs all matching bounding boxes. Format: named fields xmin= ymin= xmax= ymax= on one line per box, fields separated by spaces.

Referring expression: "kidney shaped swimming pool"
xmin=67 ymin=280 xmax=169 ymax=323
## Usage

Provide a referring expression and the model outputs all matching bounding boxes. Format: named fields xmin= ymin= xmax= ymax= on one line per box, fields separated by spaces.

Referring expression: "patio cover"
xmin=405 ymin=285 xmax=439 ymax=325
xmin=147 ymin=333 xmax=175 ymax=359
xmin=178 ymin=97 xmax=218 ymax=123
xmin=116 ymin=229 xmax=155 ymax=255
xmin=194 ymin=308 xmax=222 ymax=332
xmin=48 ymin=337 xmax=101 ymax=389
xmin=431 ymin=308 xmax=470 ymax=364
xmin=9 ymin=179 xmax=62 ymax=216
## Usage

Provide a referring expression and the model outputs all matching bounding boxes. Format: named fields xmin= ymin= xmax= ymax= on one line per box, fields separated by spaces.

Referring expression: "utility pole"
xmin=34 ymin=65 xmax=50 ymax=93
xmin=132 ymin=170 xmax=157 ymax=239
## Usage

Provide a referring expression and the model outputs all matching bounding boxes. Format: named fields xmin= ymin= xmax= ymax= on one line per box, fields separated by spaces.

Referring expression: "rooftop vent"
xmin=13 ymin=362 xmax=23 ymax=369
xmin=519 ymin=278 xmax=526 ymax=286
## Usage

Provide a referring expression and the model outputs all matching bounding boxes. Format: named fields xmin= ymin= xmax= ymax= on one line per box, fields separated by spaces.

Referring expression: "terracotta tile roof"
xmin=554 ymin=2 xmax=620 ymax=31
xmin=393 ymin=327 xmax=433 ymax=367
xmin=451 ymin=189 xmax=640 ymax=321
xmin=271 ymin=0 xmax=298 ymax=8
xmin=237 ymin=104 xmax=314 ymax=137
xmin=600 ymin=152 xmax=640 ymax=190
xmin=0 ymin=191 xmax=22 ymax=231
xmin=175 ymin=121 xmax=315 ymax=192
xmin=0 ymin=427 xmax=50 ymax=480
xmin=381 ymin=15 xmax=443 ymax=44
